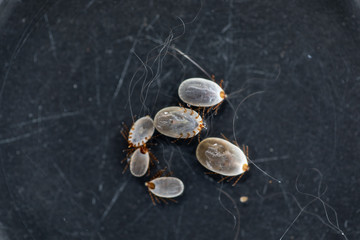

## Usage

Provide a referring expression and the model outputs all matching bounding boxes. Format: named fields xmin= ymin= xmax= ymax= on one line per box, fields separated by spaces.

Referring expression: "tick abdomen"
xmin=178 ymin=78 xmax=225 ymax=107
xmin=129 ymin=116 xmax=155 ymax=147
xmin=148 ymin=177 xmax=184 ymax=198
xmin=196 ymin=137 xmax=248 ymax=176
xmin=129 ymin=148 xmax=149 ymax=177
xmin=154 ymin=106 xmax=203 ymax=138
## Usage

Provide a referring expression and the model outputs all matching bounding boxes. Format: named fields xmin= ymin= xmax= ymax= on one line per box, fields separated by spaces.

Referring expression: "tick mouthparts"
xmin=220 ymin=90 xmax=226 ymax=99
xmin=145 ymin=182 xmax=155 ymax=189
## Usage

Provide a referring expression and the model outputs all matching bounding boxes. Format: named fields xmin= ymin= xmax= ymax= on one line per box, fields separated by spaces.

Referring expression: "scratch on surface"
xmin=124 ymin=204 xmax=153 ymax=228
xmin=0 ymin=2 xmax=50 ymax=105
xmin=185 ymin=18 xmax=203 ymax=53
xmin=0 ymin=159 xmax=37 ymax=240
xmin=252 ymin=155 xmax=289 ymax=163
xmin=0 ymin=128 xmax=45 ymax=145
xmin=53 ymin=162 xmax=72 ymax=188
xmin=85 ymin=0 xmax=96 ymax=10
xmin=0 ymin=222 xmax=10 ymax=240
xmin=100 ymin=180 xmax=129 ymax=221
xmin=176 ymin=146 xmax=195 ymax=175
xmin=174 ymin=204 xmax=185 ymax=240
xmin=221 ymin=0 xmax=233 ymax=34
xmin=280 ymin=184 xmax=294 ymax=216
xmin=95 ymin=57 xmax=101 ymax=106
xmin=112 ymin=22 xmax=146 ymax=100
xmin=44 ymin=13 xmax=57 ymax=59
xmin=12 ymin=110 xmax=82 ymax=128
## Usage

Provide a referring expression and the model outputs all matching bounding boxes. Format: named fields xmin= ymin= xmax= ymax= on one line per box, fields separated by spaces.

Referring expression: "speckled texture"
xmin=0 ymin=0 xmax=359 ymax=239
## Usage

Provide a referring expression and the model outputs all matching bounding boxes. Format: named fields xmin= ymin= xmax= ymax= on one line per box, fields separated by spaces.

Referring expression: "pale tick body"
xmin=129 ymin=147 xmax=150 ymax=177
xmin=146 ymin=177 xmax=184 ymax=198
xmin=154 ymin=106 xmax=204 ymax=139
xmin=128 ymin=116 xmax=155 ymax=148
xmin=121 ymin=116 xmax=157 ymax=176
xmin=196 ymin=137 xmax=249 ymax=178
xmin=178 ymin=78 xmax=226 ymax=107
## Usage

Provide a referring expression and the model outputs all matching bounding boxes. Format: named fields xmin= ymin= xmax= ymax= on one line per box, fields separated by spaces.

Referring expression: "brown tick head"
xmin=242 ymin=164 xmax=250 ymax=172
xmin=220 ymin=90 xmax=227 ymax=99
xmin=145 ymin=181 xmax=155 ymax=189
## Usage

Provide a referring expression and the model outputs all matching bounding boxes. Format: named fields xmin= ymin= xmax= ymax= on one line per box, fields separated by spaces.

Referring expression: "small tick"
xmin=196 ymin=137 xmax=250 ymax=186
xmin=178 ymin=78 xmax=227 ymax=113
xmin=154 ymin=106 xmax=204 ymax=140
xmin=145 ymin=168 xmax=184 ymax=205
xmin=121 ymin=116 xmax=158 ymax=177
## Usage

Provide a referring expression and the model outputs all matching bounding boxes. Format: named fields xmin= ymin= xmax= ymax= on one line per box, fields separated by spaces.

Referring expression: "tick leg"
xmin=151 ymin=167 xmax=167 ymax=180
xmin=220 ymin=133 xmax=230 ymax=142
xmin=154 ymin=195 xmax=161 ymax=204
xmin=146 ymin=141 xmax=158 ymax=147
xmin=201 ymin=107 xmax=206 ymax=118
xmin=177 ymin=104 xmax=187 ymax=113
xmin=241 ymin=145 xmax=249 ymax=159
xmin=219 ymin=79 xmax=224 ymax=88
xmin=121 ymin=156 xmax=128 ymax=164
xmin=226 ymin=176 xmax=236 ymax=183
xmin=148 ymin=191 xmax=156 ymax=206
xmin=218 ymin=176 xmax=229 ymax=183
xmin=120 ymin=129 xmax=128 ymax=141
xmin=168 ymin=198 xmax=177 ymax=203
xmin=187 ymin=134 xmax=195 ymax=145
xmin=213 ymin=101 xmax=223 ymax=115
xmin=122 ymin=122 xmax=129 ymax=132
xmin=159 ymin=198 xmax=168 ymax=204
xmin=149 ymin=152 xmax=159 ymax=164
xmin=171 ymin=133 xmax=183 ymax=143
xmin=232 ymin=174 xmax=244 ymax=186
xmin=122 ymin=162 xmax=129 ymax=174
xmin=123 ymin=148 xmax=135 ymax=158
xmin=205 ymin=171 xmax=218 ymax=175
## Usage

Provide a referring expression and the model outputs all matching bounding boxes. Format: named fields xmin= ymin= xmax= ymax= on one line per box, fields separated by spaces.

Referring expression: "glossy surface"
xmin=178 ymin=78 xmax=225 ymax=107
xmin=128 ymin=116 xmax=155 ymax=147
xmin=154 ymin=106 xmax=203 ymax=138
xmin=129 ymin=148 xmax=149 ymax=177
xmin=196 ymin=137 xmax=248 ymax=176
xmin=149 ymin=177 xmax=184 ymax=198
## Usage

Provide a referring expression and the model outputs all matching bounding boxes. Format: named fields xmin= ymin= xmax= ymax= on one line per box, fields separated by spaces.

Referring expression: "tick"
xmin=154 ymin=106 xmax=204 ymax=140
xmin=178 ymin=77 xmax=227 ymax=111
xmin=125 ymin=115 xmax=155 ymax=148
xmin=124 ymin=145 xmax=157 ymax=177
xmin=145 ymin=169 xmax=184 ymax=205
xmin=121 ymin=116 xmax=157 ymax=177
xmin=196 ymin=137 xmax=249 ymax=186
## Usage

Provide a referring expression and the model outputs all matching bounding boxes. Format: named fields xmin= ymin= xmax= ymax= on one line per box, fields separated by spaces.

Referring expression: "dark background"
xmin=1 ymin=0 xmax=359 ymax=239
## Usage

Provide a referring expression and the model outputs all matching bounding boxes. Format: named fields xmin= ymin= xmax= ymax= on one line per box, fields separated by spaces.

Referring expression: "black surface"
xmin=1 ymin=0 xmax=360 ymax=239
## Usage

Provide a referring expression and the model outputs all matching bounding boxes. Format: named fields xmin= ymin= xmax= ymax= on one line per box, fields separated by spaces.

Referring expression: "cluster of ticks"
xmin=121 ymin=77 xmax=250 ymax=205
